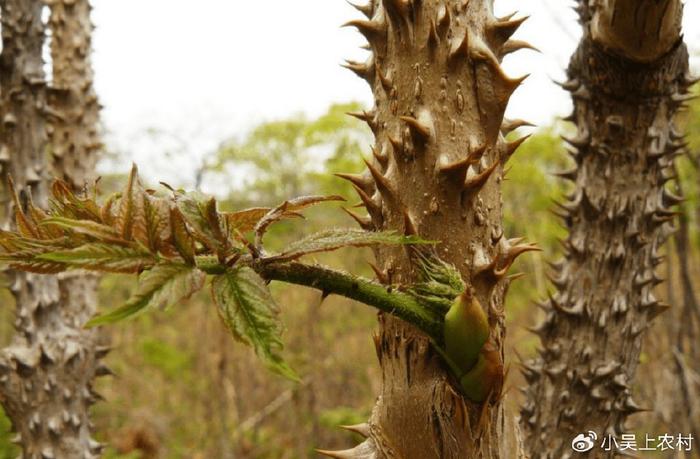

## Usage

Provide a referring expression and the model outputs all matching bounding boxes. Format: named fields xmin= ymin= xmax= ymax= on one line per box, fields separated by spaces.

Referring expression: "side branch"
xmin=258 ymin=261 xmax=443 ymax=340
xmin=196 ymin=258 xmax=443 ymax=339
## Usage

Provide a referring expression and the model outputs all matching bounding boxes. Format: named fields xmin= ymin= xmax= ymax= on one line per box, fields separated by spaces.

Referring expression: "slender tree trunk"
xmin=522 ymin=1 xmax=691 ymax=455
xmin=0 ymin=0 xmax=104 ymax=456
xmin=326 ymin=1 xmax=532 ymax=457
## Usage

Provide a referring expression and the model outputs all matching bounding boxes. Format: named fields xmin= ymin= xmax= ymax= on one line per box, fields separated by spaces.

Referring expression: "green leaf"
xmin=407 ymin=255 xmax=466 ymax=314
xmin=41 ymin=217 xmax=125 ymax=243
xmin=269 ymin=228 xmax=429 ymax=262
xmin=175 ymin=191 xmax=228 ymax=253
xmin=253 ymin=195 xmax=345 ymax=244
xmin=86 ymin=263 xmax=205 ymax=326
xmin=37 ymin=243 xmax=156 ymax=273
xmin=0 ymin=231 xmax=67 ymax=253
xmin=415 ymin=255 xmax=465 ymax=297
xmin=212 ymin=266 xmax=299 ymax=381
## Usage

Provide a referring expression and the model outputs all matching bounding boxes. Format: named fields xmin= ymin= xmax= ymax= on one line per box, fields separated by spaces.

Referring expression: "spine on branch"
xmin=330 ymin=0 xmax=534 ymax=457
xmin=521 ymin=0 xmax=690 ymax=455
xmin=0 ymin=0 xmax=104 ymax=456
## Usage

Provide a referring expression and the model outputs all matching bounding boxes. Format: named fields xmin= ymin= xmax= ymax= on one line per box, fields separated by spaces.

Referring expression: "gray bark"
xmin=0 ymin=0 xmax=104 ymax=456
xmin=521 ymin=1 xmax=691 ymax=456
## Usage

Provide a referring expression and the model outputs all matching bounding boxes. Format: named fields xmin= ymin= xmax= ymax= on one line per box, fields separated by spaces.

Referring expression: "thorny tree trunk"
xmin=638 ymin=175 xmax=700 ymax=447
xmin=669 ymin=201 xmax=700 ymax=440
xmin=328 ymin=0 xmax=533 ymax=457
xmin=0 ymin=0 xmax=104 ymax=457
xmin=47 ymin=0 xmax=101 ymax=188
xmin=522 ymin=0 xmax=691 ymax=456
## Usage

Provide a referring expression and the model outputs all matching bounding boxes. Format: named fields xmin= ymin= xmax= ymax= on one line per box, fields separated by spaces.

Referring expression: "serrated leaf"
xmin=87 ymin=263 xmax=205 ymax=326
xmin=254 ymin=195 xmax=345 ymax=245
xmin=175 ymin=191 xmax=228 ymax=254
xmin=100 ymin=192 xmax=119 ymax=226
xmin=144 ymin=195 xmax=172 ymax=253
xmin=24 ymin=192 xmax=62 ymax=240
xmin=41 ymin=217 xmax=125 ymax=243
xmin=7 ymin=260 xmax=67 ymax=274
xmin=116 ymin=164 xmax=148 ymax=243
xmin=7 ymin=177 xmax=40 ymax=239
xmin=0 ymin=233 xmax=68 ymax=253
xmin=50 ymin=179 xmax=102 ymax=222
xmin=0 ymin=242 xmax=72 ymax=274
xmin=169 ymin=207 xmax=196 ymax=265
xmin=268 ymin=228 xmax=429 ymax=262
xmin=13 ymin=208 xmax=39 ymax=239
xmin=37 ymin=243 xmax=155 ymax=273
xmin=223 ymin=207 xmax=271 ymax=233
xmin=212 ymin=266 xmax=299 ymax=381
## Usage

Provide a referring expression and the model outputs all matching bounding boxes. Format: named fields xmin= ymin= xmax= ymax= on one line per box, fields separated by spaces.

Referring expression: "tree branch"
xmin=256 ymin=261 xmax=443 ymax=340
xmin=197 ymin=258 xmax=444 ymax=341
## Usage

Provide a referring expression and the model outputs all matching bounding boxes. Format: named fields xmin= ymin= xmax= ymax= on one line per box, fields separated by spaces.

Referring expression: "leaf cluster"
xmin=0 ymin=166 xmax=423 ymax=379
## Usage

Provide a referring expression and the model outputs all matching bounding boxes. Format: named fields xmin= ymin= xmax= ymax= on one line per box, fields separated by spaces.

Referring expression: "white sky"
xmin=91 ymin=0 xmax=700 ymax=188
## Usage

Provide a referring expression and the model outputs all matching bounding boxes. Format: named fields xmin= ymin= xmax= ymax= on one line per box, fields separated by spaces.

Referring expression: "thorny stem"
xmin=199 ymin=258 xmax=443 ymax=340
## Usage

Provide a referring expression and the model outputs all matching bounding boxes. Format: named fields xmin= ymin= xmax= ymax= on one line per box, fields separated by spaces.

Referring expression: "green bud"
xmin=443 ymin=288 xmax=490 ymax=375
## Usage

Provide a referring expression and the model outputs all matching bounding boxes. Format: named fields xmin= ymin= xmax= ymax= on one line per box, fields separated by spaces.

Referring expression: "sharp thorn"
xmin=463 ymin=160 xmax=500 ymax=193
xmin=342 ymin=207 xmax=374 ymax=230
xmin=399 ymin=115 xmax=431 ymax=141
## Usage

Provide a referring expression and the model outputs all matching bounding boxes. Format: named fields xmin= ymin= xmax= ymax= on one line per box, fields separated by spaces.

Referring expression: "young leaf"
xmin=0 ymin=232 xmax=68 ymax=254
xmin=175 ymin=191 xmax=228 ymax=254
xmin=413 ymin=253 xmax=465 ymax=297
xmin=4 ymin=260 xmax=68 ymax=274
xmin=37 ymin=243 xmax=156 ymax=273
xmin=223 ymin=207 xmax=271 ymax=233
xmin=254 ymin=195 xmax=345 ymax=247
xmin=116 ymin=164 xmax=148 ymax=243
xmin=25 ymin=192 xmax=61 ymax=240
xmin=268 ymin=228 xmax=429 ymax=262
xmin=212 ymin=266 xmax=299 ymax=381
xmin=100 ymin=192 xmax=119 ymax=226
xmin=169 ymin=207 xmax=196 ymax=265
xmin=143 ymin=196 xmax=172 ymax=254
xmin=7 ymin=177 xmax=40 ymax=239
xmin=0 ymin=238 xmax=69 ymax=274
xmin=50 ymin=179 xmax=102 ymax=222
xmin=87 ymin=263 xmax=206 ymax=326
xmin=41 ymin=217 xmax=125 ymax=244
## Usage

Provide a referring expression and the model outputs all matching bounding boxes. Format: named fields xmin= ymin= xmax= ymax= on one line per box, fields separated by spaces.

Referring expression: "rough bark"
xmin=0 ymin=0 xmax=104 ymax=457
xmin=326 ymin=1 xmax=532 ymax=457
xmin=521 ymin=1 xmax=691 ymax=456
xmin=47 ymin=0 xmax=102 ymax=188
xmin=638 ymin=176 xmax=700 ymax=448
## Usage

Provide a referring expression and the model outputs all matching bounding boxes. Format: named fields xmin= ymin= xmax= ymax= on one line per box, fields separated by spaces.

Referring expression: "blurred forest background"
xmin=0 ymin=90 xmax=697 ymax=457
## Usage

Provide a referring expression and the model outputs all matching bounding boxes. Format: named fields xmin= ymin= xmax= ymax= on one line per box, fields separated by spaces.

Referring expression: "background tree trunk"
xmin=47 ymin=0 xmax=101 ymax=187
xmin=637 ymin=174 xmax=700 ymax=448
xmin=0 ymin=0 xmax=103 ymax=456
xmin=328 ymin=0 xmax=532 ymax=457
xmin=521 ymin=0 xmax=691 ymax=455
